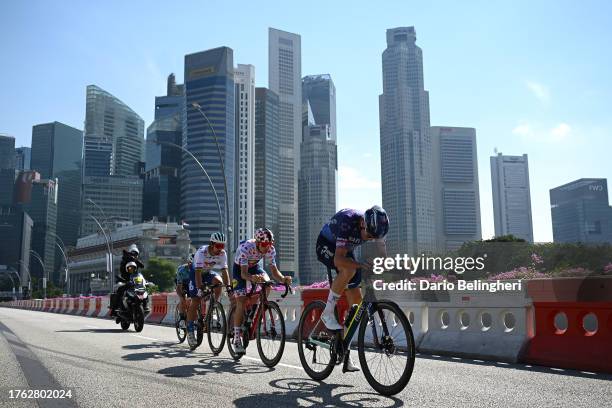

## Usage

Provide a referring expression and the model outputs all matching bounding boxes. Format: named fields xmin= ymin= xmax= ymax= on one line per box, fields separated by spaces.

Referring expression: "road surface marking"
xmin=86 ymin=325 xmax=99 ymax=329
xmin=242 ymin=356 xmax=303 ymax=370
xmin=131 ymin=334 xmax=159 ymax=341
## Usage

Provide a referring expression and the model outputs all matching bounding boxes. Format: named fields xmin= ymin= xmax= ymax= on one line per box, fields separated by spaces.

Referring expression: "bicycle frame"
xmin=238 ymin=282 xmax=291 ymax=341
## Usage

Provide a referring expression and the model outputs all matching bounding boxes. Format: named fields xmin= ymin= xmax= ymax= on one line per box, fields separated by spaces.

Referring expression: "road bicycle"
xmin=190 ymin=283 xmax=228 ymax=353
xmin=174 ymin=287 xmax=188 ymax=344
xmin=297 ymin=270 xmax=415 ymax=396
xmin=227 ymin=281 xmax=292 ymax=367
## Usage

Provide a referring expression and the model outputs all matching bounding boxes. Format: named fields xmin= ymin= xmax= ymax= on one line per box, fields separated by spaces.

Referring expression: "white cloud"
xmin=362 ymin=153 xmax=373 ymax=158
xmin=550 ymin=123 xmax=572 ymax=142
xmin=526 ymin=81 xmax=550 ymax=104
xmin=338 ymin=165 xmax=380 ymax=190
xmin=512 ymin=123 xmax=532 ymax=136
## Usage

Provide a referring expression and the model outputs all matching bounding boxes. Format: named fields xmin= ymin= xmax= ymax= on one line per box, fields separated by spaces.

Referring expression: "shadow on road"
xmin=158 ymin=357 xmax=273 ymax=378
xmin=55 ymin=328 xmax=126 ymax=334
xmin=122 ymin=343 xmax=201 ymax=361
xmin=233 ymin=378 xmax=403 ymax=407
xmin=417 ymin=353 xmax=612 ymax=381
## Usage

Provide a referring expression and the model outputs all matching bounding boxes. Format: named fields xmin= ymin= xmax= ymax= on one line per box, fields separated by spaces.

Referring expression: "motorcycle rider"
xmin=111 ymin=244 xmax=146 ymax=317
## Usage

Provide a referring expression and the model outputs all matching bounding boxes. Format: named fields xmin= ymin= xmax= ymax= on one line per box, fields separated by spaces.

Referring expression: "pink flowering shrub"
xmin=488 ymin=267 xmax=548 ymax=281
xmin=604 ymin=263 xmax=612 ymax=273
xmin=410 ymin=274 xmax=446 ymax=283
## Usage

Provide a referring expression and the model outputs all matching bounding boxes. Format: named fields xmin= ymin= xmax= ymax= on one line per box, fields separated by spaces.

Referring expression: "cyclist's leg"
xmin=176 ymin=283 xmax=187 ymax=315
xmin=204 ymin=271 xmax=223 ymax=302
xmin=232 ymin=263 xmax=248 ymax=347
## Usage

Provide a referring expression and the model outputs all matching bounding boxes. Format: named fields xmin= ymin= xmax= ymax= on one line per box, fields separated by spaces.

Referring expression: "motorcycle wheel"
xmin=120 ymin=320 xmax=130 ymax=331
xmin=134 ymin=305 xmax=145 ymax=332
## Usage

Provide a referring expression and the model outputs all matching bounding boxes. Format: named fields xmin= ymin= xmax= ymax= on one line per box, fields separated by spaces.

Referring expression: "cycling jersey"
xmin=193 ymin=245 xmax=228 ymax=271
xmin=320 ymin=208 xmax=364 ymax=251
xmin=175 ymin=264 xmax=190 ymax=284
xmin=233 ymin=239 xmax=276 ymax=267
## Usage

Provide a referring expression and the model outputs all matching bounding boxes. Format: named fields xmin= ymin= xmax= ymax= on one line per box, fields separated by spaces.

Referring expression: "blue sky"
xmin=1 ymin=0 xmax=611 ymax=242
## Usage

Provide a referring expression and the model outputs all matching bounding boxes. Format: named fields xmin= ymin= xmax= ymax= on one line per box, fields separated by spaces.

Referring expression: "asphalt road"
xmin=0 ymin=307 xmax=610 ymax=408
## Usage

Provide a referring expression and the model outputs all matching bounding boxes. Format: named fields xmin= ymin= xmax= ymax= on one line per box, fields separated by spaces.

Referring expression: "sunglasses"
xmin=212 ymin=243 xmax=225 ymax=250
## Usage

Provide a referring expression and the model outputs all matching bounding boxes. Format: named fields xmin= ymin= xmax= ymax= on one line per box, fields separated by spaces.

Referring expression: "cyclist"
xmin=231 ymin=228 xmax=292 ymax=354
xmin=186 ymin=232 xmax=231 ymax=348
xmin=315 ymin=205 xmax=389 ymax=372
xmin=175 ymin=254 xmax=193 ymax=329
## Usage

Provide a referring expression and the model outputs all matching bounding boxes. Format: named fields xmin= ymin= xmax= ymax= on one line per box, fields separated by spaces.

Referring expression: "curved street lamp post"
xmin=29 ymin=250 xmax=46 ymax=299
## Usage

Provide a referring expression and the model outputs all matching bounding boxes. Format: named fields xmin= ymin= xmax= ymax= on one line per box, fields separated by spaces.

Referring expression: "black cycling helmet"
xmin=364 ymin=205 xmax=389 ymax=239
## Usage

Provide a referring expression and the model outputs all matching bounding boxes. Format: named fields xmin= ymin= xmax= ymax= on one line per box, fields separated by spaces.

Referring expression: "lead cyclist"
xmin=315 ymin=205 xmax=390 ymax=372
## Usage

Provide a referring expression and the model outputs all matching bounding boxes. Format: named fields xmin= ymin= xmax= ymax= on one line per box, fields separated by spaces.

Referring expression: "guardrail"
xmin=1 ymin=277 xmax=611 ymax=374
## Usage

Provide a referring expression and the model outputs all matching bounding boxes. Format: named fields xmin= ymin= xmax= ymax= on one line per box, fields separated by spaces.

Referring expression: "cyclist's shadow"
xmin=157 ymin=357 xmax=273 ymax=378
xmin=233 ymin=378 xmax=403 ymax=407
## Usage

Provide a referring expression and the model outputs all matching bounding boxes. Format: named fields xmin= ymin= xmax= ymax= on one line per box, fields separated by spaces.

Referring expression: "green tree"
xmin=141 ymin=257 xmax=177 ymax=292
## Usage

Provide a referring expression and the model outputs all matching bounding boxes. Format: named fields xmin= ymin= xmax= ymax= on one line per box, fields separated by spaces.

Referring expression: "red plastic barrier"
xmin=146 ymin=294 xmax=167 ymax=324
xmin=524 ymin=302 xmax=612 ymax=373
xmin=91 ymin=297 xmax=102 ymax=317
xmin=301 ymin=289 xmax=350 ymax=325
xmin=43 ymin=299 xmax=51 ymax=312
xmin=80 ymin=298 xmax=90 ymax=315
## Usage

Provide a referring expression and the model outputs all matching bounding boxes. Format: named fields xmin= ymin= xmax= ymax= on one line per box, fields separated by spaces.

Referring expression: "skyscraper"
xmin=550 ymin=178 xmax=612 ymax=243
xmin=182 ymin=47 xmax=235 ymax=247
xmin=81 ymin=85 xmax=145 ymax=236
xmin=31 ymin=122 xmax=83 ymax=248
xmin=490 ymin=153 xmax=534 ymax=242
xmin=234 ymin=64 xmax=255 ymax=246
xmin=144 ymin=74 xmax=183 ymax=222
xmin=255 ymin=87 xmax=280 ymax=246
xmin=379 ymin=27 xmax=436 ymax=256
xmin=299 ymin=75 xmax=337 ymax=284
xmin=0 ymin=135 xmax=16 ymax=207
xmin=431 ymin=126 xmax=482 ymax=251
xmin=269 ymin=28 xmax=301 ymax=277
xmin=15 ymin=147 xmax=31 ymax=171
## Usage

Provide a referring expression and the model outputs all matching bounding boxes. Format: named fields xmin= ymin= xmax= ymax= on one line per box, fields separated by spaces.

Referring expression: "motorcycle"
xmin=115 ymin=270 xmax=154 ymax=332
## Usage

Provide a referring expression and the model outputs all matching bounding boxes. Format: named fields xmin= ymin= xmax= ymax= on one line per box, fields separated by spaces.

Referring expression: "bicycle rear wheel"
xmin=195 ymin=304 xmax=205 ymax=349
xmin=256 ymin=301 xmax=285 ymax=367
xmin=207 ymin=301 xmax=226 ymax=355
xmin=357 ymin=301 xmax=415 ymax=396
xmin=297 ymin=300 xmax=337 ymax=381
xmin=175 ymin=304 xmax=186 ymax=343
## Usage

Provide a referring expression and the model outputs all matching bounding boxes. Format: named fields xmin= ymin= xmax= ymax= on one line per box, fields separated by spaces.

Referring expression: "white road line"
xmin=131 ymin=334 xmax=159 ymax=341
xmin=86 ymin=325 xmax=99 ymax=329
xmin=242 ymin=356 xmax=303 ymax=370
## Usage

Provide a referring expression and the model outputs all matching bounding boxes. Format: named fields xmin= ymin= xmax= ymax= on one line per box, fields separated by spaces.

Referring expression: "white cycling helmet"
xmin=126 ymin=261 xmax=138 ymax=271
xmin=210 ymin=232 xmax=226 ymax=244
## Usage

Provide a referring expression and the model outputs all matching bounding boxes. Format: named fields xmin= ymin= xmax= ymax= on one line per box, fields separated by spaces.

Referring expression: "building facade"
xmin=0 ymin=135 xmax=15 ymax=207
xmin=550 ymin=178 xmax=612 ymax=243
xmin=15 ymin=147 xmax=31 ymax=171
xmin=0 ymin=207 xmax=33 ymax=290
xmin=144 ymin=74 xmax=183 ymax=222
xmin=31 ymin=122 xmax=83 ymax=248
xmin=81 ymin=85 xmax=145 ymax=238
xmin=380 ymin=27 xmax=436 ymax=257
xmin=234 ymin=64 xmax=256 ymax=246
xmin=182 ymin=47 xmax=235 ymax=247
xmin=67 ymin=221 xmax=191 ymax=295
xmin=431 ymin=126 xmax=481 ymax=251
xmin=268 ymin=28 xmax=302 ymax=277
xmin=254 ymin=87 xmax=281 ymax=247
xmin=298 ymin=75 xmax=337 ymax=284
xmin=490 ymin=153 xmax=534 ymax=242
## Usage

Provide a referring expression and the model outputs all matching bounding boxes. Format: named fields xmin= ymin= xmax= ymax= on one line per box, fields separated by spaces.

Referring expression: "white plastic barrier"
xmin=419 ymin=281 xmax=532 ymax=363
xmin=269 ymin=291 xmax=302 ymax=338
xmin=162 ymin=293 xmax=181 ymax=325
xmin=98 ymin=296 xmax=111 ymax=318
xmin=87 ymin=298 xmax=97 ymax=316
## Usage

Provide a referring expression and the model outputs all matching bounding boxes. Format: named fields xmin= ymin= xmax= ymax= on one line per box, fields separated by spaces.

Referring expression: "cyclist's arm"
xmin=269 ymin=264 xmax=285 ymax=282
xmin=240 ymin=264 xmax=254 ymax=282
xmin=334 ymin=246 xmax=363 ymax=270
xmin=220 ymin=267 xmax=230 ymax=286
xmin=195 ymin=267 xmax=203 ymax=289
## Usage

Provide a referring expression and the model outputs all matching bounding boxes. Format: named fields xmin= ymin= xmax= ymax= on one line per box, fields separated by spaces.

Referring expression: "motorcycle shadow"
xmin=157 ymin=357 xmax=273 ymax=378
xmin=233 ymin=378 xmax=404 ymax=407
xmin=55 ymin=328 xmax=126 ymax=334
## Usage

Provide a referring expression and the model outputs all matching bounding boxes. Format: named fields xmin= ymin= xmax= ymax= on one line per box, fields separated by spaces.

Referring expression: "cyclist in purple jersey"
xmin=316 ymin=206 xmax=389 ymax=371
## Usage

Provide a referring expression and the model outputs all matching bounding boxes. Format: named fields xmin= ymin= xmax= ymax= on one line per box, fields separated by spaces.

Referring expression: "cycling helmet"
xmin=364 ymin=205 xmax=389 ymax=239
xmin=126 ymin=261 xmax=138 ymax=271
xmin=254 ymin=228 xmax=274 ymax=243
xmin=187 ymin=253 xmax=194 ymax=263
xmin=128 ymin=244 xmax=140 ymax=257
xmin=210 ymin=232 xmax=226 ymax=244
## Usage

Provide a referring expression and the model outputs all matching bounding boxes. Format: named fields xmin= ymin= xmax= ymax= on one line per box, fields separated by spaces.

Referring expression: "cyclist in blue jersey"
xmin=175 ymin=254 xmax=193 ymax=329
xmin=315 ymin=205 xmax=389 ymax=371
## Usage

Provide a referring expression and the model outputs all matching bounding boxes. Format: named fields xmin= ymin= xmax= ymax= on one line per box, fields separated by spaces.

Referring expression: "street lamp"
xmin=89 ymin=214 xmax=113 ymax=291
xmin=191 ymin=102 xmax=232 ymax=255
xmin=146 ymin=138 xmax=224 ymax=233
xmin=49 ymin=232 xmax=70 ymax=294
xmin=29 ymin=250 xmax=46 ymax=299
xmin=16 ymin=260 xmax=31 ymax=296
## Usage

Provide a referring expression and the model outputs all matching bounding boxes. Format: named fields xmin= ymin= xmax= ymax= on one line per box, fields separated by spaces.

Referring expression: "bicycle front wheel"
xmin=207 ymin=301 xmax=226 ymax=355
xmin=175 ymin=304 xmax=186 ymax=343
xmin=297 ymin=300 xmax=337 ymax=381
xmin=256 ymin=301 xmax=285 ymax=367
xmin=358 ymin=301 xmax=415 ymax=396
